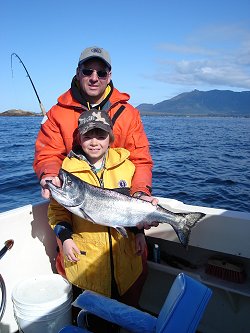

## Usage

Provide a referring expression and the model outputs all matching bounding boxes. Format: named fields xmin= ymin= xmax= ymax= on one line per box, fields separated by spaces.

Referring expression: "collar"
xmin=68 ymin=148 xmax=108 ymax=172
xmin=71 ymin=76 xmax=113 ymax=110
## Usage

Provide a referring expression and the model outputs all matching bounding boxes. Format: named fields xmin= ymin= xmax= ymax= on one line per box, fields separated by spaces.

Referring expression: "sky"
xmin=1 ymin=0 xmax=250 ymax=113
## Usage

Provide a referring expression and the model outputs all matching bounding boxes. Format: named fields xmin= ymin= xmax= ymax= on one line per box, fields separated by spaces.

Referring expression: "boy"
xmin=48 ymin=109 xmax=147 ymax=332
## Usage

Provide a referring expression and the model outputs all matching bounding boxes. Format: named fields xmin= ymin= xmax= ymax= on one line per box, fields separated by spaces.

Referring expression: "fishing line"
xmin=11 ymin=53 xmax=46 ymax=116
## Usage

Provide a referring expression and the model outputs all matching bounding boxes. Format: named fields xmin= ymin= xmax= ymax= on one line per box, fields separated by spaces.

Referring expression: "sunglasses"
xmin=81 ymin=68 xmax=109 ymax=79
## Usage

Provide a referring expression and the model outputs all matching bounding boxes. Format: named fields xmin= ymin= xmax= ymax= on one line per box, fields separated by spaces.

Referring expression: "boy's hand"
xmin=63 ymin=239 xmax=80 ymax=262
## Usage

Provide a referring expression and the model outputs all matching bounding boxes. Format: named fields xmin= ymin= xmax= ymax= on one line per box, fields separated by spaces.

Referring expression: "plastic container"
xmin=153 ymin=244 xmax=161 ymax=263
xmin=12 ymin=274 xmax=72 ymax=333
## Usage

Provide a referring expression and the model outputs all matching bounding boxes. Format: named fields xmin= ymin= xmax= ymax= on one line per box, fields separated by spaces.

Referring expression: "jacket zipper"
xmin=93 ymin=169 xmax=118 ymax=298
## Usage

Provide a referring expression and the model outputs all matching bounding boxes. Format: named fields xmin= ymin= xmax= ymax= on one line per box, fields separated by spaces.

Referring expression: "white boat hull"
xmin=1 ymin=198 xmax=250 ymax=333
xmin=0 ymin=201 xmax=57 ymax=333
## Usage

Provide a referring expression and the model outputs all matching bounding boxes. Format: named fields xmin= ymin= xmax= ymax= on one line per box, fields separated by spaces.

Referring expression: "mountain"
xmin=137 ymin=90 xmax=250 ymax=116
xmin=2 ymin=90 xmax=250 ymax=117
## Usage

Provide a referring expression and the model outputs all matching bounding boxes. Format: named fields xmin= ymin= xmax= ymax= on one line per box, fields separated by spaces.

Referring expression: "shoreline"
xmin=0 ymin=111 xmax=249 ymax=118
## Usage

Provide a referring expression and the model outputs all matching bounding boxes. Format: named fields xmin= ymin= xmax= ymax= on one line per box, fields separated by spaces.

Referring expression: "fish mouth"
xmin=45 ymin=170 xmax=81 ymax=207
xmin=45 ymin=169 xmax=66 ymax=192
xmin=45 ymin=179 xmax=62 ymax=193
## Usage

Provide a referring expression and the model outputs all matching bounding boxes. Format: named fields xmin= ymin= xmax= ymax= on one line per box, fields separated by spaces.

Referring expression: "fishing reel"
xmin=0 ymin=239 xmax=14 ymax=322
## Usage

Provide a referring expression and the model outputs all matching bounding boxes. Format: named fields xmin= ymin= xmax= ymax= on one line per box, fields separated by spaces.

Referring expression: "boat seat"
xmin=58 ymin=272 xmax=212 ymax=333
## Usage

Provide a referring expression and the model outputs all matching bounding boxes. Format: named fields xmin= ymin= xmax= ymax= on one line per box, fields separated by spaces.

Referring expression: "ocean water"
xmin=0 ymin=116 xmax=249 ymax=213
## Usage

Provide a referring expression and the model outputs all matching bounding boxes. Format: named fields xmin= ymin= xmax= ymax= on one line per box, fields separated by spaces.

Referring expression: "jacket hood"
xmin=57 ymin=76 xmax=130 ymax=111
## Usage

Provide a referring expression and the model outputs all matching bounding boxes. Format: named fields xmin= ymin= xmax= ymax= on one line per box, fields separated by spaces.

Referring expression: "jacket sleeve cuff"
xmin=58 ymin=229 xmax=73 ymax=244
xmin=54 ymin=222 xmax=73 ymax=244
xmin=131 ymin=185 xmax=152 ymax=197
xmin=132 ymin=191 xmax=149 ymax=198
xmin=129 ymin=227 xmax=145 ymax=234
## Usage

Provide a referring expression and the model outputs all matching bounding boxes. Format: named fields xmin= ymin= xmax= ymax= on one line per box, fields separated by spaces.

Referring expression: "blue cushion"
xmin=157 ymin=273 xmax=212 ymax=333
xmin=72 ymin=290 xmax=157 ymax=333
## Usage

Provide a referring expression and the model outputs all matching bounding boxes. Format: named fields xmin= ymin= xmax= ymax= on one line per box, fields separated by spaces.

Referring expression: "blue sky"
xmin=1 ymin=0 xmax=250 ymax=113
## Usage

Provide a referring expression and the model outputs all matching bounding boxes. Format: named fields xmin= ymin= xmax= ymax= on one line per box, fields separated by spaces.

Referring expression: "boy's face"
xmin=79 ymin=128 xmax=110 ymax=165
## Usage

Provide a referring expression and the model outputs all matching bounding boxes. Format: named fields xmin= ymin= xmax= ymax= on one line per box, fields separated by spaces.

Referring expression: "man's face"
xmin=77 ymin=59 xmax=111 ymax=104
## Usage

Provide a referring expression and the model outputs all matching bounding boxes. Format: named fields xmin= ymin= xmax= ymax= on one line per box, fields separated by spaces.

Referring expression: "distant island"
xmin=0 ymin=109 xmax=42 ymax=117
xmin=1 ymin=89 xmax=250 ymax=117
xmin=137 ymin=89 xmax=250 ymax=117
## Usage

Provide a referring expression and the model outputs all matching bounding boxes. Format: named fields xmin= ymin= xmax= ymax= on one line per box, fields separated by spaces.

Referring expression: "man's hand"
xmin=40 ymin=176 xmax=61 ymax=199
xmin=140 ymin=195 xmax=158 ymax=206
xmin=136 ymin=195 xmax=159 ymax=230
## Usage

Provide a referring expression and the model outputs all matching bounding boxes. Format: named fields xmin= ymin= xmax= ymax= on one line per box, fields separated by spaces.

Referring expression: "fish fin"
xmin=175 ymin=227 xmax=191 ymax=249
xmin=79 ymin=208 xmax=96 ymax=223
xmin=176 ymin=212 xmax=206 ymax=248
xmin=114 ymin=226 xmax=128 ymax=238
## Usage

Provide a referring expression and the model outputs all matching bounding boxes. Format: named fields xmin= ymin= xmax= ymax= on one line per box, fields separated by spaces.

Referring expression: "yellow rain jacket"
xmin=48 ymin=147 xmax=143 ymax=297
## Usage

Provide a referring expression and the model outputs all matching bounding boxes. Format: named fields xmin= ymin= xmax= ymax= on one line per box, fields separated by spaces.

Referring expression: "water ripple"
xmin=0 ymin=116 xmax=250 ymax=213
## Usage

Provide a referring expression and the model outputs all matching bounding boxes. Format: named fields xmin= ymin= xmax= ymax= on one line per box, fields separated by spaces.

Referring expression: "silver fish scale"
xmin=47 ymin=169 xmax=206 ymax=246
xmin=81 ymin=186 xmax=185 ymax=228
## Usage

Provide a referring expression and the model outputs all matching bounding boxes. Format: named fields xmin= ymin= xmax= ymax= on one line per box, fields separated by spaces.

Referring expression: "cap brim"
xmin=78 ymin=56 xmax=111 ymax=70
xmin=78 ymin=122 xmax=111 ymax=135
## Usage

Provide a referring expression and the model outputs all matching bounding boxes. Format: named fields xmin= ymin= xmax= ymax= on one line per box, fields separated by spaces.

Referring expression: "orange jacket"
xmin=33 ymin=82 xmax=153 ymax=195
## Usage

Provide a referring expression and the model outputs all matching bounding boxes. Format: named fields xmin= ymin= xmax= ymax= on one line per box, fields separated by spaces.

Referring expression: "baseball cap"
xmin=78 ymin=46 xmax=111 ymax=70
xmin=78 ymin=110 xmax=113 ymax=136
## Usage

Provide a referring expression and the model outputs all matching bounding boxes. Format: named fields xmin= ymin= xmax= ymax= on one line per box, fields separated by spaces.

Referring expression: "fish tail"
xmin=176 ymin=212 xmax=205 ymax=248
xmin=184 ymin=212 xmax=205 ymax=228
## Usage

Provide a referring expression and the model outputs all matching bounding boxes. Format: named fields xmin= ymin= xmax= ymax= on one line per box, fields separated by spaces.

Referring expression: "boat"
xmin=1 ymin=198 xmax=250 ymax=333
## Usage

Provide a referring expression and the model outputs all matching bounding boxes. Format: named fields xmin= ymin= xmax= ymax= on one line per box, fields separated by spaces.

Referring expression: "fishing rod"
xmin=11 ymin=53 xmax=46 ymax=116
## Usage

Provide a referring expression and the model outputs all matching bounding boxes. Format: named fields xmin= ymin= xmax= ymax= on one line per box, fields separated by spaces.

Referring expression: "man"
xmin=33 ymin=46 xmax=157 ymax=332
xmin=33 ymin=46 xmax=158 ymax=218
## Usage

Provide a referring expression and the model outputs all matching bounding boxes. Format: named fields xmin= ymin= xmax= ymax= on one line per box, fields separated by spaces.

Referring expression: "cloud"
xmin=152 ymin=25 xmax=250 ymax=90
xmin=163 ymin=58 xmax=250 ymax=89
xmin=157 ymin=43 xmax=216 ymax=57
